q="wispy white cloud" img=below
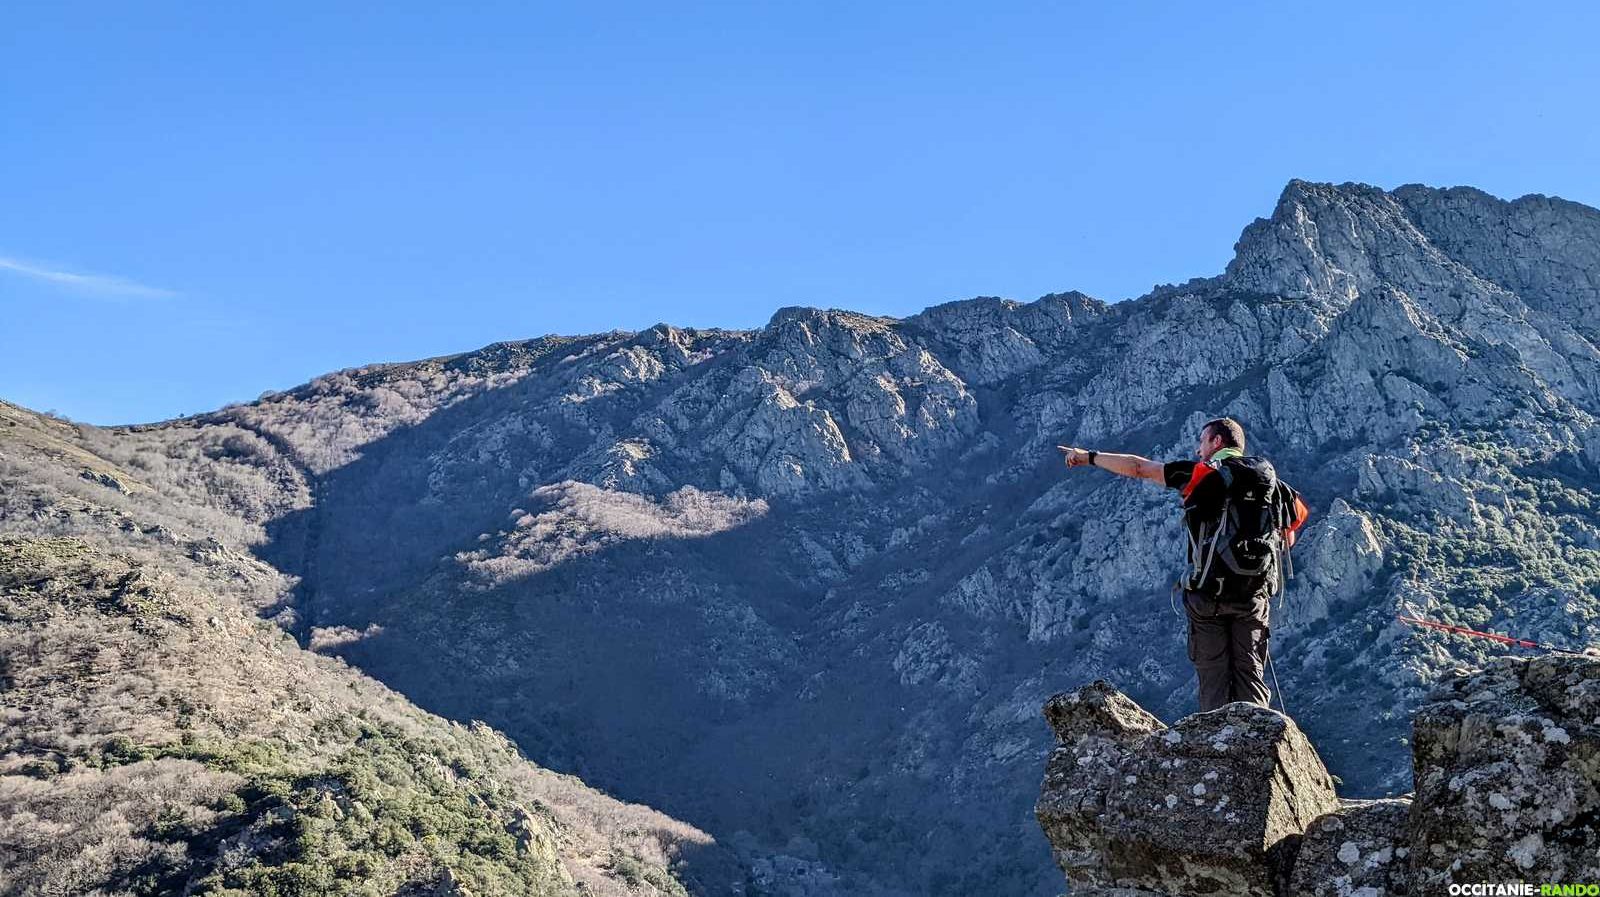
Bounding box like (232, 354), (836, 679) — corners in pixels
(0, 255), (176, 299)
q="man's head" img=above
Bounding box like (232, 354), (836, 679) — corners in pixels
(1197, 417), (1246, 461)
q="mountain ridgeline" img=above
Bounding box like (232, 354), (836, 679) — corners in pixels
(6, 180), (1600, 896)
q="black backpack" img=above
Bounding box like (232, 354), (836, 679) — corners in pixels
(1182, 455), (1298, 598)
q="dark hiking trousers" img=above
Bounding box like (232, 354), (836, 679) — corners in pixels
(1183, 589), (1271, 712)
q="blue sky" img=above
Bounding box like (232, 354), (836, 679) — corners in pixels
(4, 2), (1598, 424)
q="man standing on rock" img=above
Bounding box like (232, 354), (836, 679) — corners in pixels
(1057, 418), (1309, 712)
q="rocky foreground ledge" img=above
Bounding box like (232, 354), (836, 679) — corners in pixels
(1035, 655), (1600, 896)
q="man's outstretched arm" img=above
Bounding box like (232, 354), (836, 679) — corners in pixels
(1057, 445), (1165, 484)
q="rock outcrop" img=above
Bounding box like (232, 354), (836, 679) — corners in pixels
(1036, 682), (1338, 897)
(1040, 654), (1600, 895)
(1411, 654), (1600, 887)
(1289, 798), (1412, 897)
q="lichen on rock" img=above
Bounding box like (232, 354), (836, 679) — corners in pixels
(1035, 681), (1337, 897)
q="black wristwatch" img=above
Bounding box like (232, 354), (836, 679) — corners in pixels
(1087, 450), (1097, 467)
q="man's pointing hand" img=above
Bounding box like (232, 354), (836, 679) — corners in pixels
(1057, 445), (1092, 468)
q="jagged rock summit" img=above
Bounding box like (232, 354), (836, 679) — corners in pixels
(1036, 652), (1600, 896)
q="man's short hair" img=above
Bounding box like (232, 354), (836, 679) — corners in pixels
(1203, 417), (1246, 451)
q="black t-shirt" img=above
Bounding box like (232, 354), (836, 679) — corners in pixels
(1163, 459), (1225, 516)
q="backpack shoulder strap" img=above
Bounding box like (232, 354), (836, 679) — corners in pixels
(1212, 458), (1234, 489)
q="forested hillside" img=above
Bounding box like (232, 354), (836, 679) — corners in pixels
(0, 400), (741, 896)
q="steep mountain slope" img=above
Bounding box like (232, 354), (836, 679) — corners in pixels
(0, 400), (741, 896)
(9, 180), (1600, 897)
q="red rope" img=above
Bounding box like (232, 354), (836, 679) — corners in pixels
(1397, 615), (1585, 655)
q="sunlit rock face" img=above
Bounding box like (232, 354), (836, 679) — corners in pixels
(40, 181), (1600, 897)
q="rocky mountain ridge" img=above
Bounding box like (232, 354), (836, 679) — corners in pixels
(7, 179), (1600, 896)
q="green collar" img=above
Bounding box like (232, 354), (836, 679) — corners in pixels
(1209, 447), (1244, 464)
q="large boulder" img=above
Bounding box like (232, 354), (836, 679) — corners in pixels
(1035, 681), (1167, 887)
(1035, 681), (1339, 897)
(1410, 654), (1600, 887)
(1289, 798), (1412, 897)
